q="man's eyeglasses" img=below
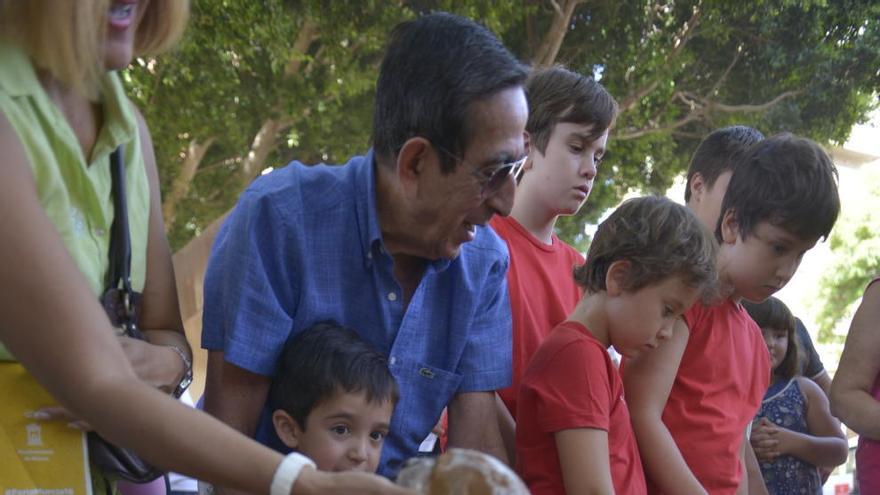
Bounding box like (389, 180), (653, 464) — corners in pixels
(433, 143), (527, 196)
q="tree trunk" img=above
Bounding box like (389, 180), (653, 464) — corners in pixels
(171, 210), (229, 399)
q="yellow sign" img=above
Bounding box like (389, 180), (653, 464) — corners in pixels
(0, 363), (91, 495)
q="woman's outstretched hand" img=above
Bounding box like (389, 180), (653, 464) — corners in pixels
(295, 468), (418, 495)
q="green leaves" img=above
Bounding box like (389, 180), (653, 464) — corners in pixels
(124, 0), (879, 253)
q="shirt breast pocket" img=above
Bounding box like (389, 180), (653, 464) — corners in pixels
(392, 358), (463, 447)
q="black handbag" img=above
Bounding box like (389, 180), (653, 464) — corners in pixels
(88, 145), (165, 482)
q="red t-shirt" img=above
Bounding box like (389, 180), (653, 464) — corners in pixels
(645, 299), (770, 494)
(490, 216), (584, 418)
(516, 321), (646, 495)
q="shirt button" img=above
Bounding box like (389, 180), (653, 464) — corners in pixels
(389, 356), (397, 365)
(387, 292), (397, 302)
(94, 228), (106, 236)
(366, 251), (372, 260)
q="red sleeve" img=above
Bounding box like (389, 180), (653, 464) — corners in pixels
(532, 340), (614, 433)
(683, 300), (707, 334)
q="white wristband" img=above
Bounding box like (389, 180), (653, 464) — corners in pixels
(270, 452), (316, 495)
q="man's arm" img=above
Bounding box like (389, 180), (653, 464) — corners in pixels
(623, 319), (707, 495)
(447, 391), (509, 465)
(203, 351), (272, 495)
(495, 393), (516, 465)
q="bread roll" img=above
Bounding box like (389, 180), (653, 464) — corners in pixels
(397, 448), (529, 494)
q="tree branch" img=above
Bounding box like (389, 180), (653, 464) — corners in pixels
(618, 4), (701, 114)
(617, 112), (700, 140)
(619, 80), (660, 114)
(617, 89), (802, 141)
(707, 44), (743, 98)
(532, 0), (585, 66)
(283, 19), (318, 78)
(238, 115), (294, 187)
(162, 137), (215, 226)
(709, 90), (802, 113)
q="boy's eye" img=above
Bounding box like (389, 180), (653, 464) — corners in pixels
(569, 144), (584, 153)
(771, 243), (788, 255)
(330, 425), (350, 436)
(663, 306), (675, 317)
(370, 431), (387, 442)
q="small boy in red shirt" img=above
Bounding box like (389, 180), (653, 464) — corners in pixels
(516, 196), (718, 495)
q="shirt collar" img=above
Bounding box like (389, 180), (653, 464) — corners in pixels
(92, 72), (138, 161)
(354, 149), (384, 268)
(0, 41), (137, 163)
(0, 41), (42, 97)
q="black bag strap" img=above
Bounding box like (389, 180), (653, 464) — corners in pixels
(106, 145), (135, 323)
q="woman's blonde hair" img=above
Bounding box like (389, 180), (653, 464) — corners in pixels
(0, 0), (189, 98)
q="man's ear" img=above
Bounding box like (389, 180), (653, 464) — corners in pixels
(605, 260), (632, 297)
(719, 208), (740, 245)
(395, 137), (433, 197)
(272, 409), (304, 450)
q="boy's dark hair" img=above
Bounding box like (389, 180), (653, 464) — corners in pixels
(525, 65), (619, 154)
(684, 126), (765, 202)
(268, 321), (399, 430)
(372, 12), (528, 173)
(742, 296), (799, 379)
(574, 196), (717, 298)
(718, 133), (840, 242)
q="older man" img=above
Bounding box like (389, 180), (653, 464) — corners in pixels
(201, 12), (528, 480)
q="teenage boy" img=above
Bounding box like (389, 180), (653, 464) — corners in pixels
(516, 196), (717, 495)
(268, 322), (399, 473)
(684, 125), (765, 230)
(491, 66), (618, 457)
(623, 133), (840, 494)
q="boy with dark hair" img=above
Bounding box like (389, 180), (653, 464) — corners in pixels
(686, 126), (831, 395)
(624, 133), (840, 494)
(684, 125), (765, 230)
(269, 322), (399, 473)
(491, 65), (618, 458)
(516, 196), (718, 494)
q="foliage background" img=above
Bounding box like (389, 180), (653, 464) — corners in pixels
(124, 0), (880, 332)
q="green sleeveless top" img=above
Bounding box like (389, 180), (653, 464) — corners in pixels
(0, 41), (150, 361)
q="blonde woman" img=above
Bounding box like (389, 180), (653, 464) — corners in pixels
(0, 1), (409, 494)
